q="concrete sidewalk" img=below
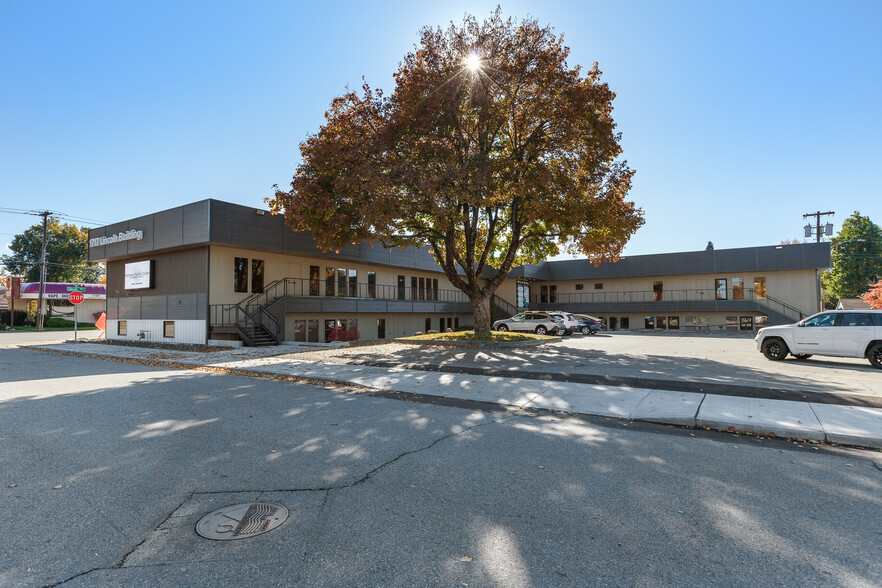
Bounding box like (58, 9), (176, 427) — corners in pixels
(31, 342), (882, 449)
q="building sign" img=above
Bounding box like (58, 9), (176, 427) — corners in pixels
(125, 260), (154, 290)
(90, 229), (144, 248)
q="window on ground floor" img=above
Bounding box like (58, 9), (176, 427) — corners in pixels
(657, 316), (667, 329)
(620, 317), (629, 330)
(454, 317), (460, 330)
(425, 318), (431, 332)
(163, 321), (175, 338)
(293, 320), (320, 342)
(740, 316), (754, 330)
(668, 316), (679, 329)
(755, 315), (768, 328)
(726, 316), (738, 331)
(118, 320), (127, 336)
(645, 316), (654, 329)
(377, 318), (386, 339)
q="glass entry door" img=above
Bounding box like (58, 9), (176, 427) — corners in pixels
(516, 281), (530, 309)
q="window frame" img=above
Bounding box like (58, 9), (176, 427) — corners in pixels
(234, 257), (248, 293)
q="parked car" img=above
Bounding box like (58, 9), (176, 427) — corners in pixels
(545, 311), (579, 335)
(755, 310), (882, 369)
(573, 314), (604, 335)
(492, 312), (563, 335)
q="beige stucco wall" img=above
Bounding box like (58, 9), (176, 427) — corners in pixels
(208, 245), (465, 306)
(499, 268), (820, 316)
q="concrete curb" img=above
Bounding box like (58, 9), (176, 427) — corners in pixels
(28, 343), (882, 450)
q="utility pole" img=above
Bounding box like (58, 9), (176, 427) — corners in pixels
(803, 210), (834, 243)
(35, 211), (52, 332)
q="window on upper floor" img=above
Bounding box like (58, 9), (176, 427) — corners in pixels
(325, 267), (335, 296)
(715, 278), (727, 300)
(234, 257), (248, 293)
(732, 278), (744, 300)
(309, 266), (320, 296)
(754, 277), (766, 299)
(251, 259), (264, 294)
(653, 281), (663, 302)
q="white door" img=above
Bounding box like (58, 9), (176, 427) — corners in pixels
(792, 312), (836, 354)
(833, 313), (875, 356)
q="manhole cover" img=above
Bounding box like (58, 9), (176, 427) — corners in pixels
(196, 502), (289, 540)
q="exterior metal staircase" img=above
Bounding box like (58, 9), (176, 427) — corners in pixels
(232, 279), (287, 346)
(491, 295), (518, 322)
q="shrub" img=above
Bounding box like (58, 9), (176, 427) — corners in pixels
(0, 309), (28, 326)
(326, 325), (360, 342)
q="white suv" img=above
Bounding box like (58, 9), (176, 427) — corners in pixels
(755, 310), (882, 369)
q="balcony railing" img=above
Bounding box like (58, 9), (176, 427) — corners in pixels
(530, 287), (804, 320)
(210, 276), (472, 326)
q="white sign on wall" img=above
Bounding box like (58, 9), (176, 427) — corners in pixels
(125, 260), (153, 290)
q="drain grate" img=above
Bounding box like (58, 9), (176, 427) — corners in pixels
(196, 502), (289, 540)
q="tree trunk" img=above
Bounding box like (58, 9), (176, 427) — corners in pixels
(470, 294), (492, 334)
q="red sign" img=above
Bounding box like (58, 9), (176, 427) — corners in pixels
(68, 291), (85, 304)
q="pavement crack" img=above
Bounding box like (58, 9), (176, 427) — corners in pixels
(349, 417), (501, 488)
(44, 566), (108, 587)
(117, 492), (195, 568)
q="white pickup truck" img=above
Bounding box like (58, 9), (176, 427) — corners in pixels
(755, 309), (882, 369)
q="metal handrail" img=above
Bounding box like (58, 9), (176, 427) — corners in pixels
(530, 287), (805, 320)
(236, 276), (472, 304)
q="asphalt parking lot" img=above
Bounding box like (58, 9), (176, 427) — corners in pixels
(293, 331), (882, 407)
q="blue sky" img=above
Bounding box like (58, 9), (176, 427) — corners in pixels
(2, 0), (880, 260)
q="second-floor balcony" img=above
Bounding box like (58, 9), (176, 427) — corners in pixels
(529, 287), (806, 323)
(210, 276), (473, 327)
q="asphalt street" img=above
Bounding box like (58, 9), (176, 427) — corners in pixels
(309, 332), (882, 406)
(2, 347), (881, 587)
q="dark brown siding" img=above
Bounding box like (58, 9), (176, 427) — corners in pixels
(106, 247), (208, 320)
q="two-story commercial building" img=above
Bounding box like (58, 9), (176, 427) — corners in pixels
(88, 199), (831, 345)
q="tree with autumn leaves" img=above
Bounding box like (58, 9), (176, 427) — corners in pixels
(861, 281), (882, 309)
(269, 10), (644, 332)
